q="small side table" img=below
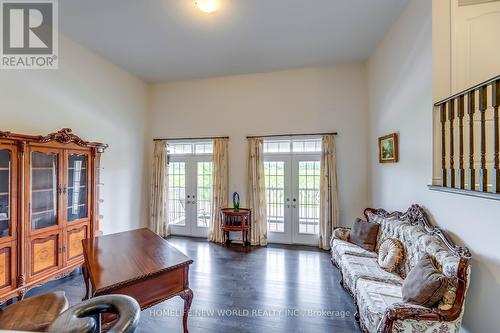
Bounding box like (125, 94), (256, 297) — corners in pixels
(220, 208), (252, 246)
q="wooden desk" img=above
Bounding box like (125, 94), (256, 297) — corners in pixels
(81, 228), (193, 333)
(220, 208), (252, 246)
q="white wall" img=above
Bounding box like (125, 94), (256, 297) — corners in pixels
(0, 35), (150, 235)
(150, 65), (369, 228)
(367, 0), (500, 332)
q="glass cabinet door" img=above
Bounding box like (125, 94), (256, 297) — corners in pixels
(30, 151), (59, 231)
(0, 150), (11, 237)
(66, 153), (88, 222)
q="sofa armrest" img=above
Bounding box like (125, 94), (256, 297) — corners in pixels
(377, 302), (447, 333)
(332, 227), (350, 242)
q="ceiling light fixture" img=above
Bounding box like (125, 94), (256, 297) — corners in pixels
(195, 0), (218, 13)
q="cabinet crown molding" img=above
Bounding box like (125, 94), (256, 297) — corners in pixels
(0, 128), (108, 153)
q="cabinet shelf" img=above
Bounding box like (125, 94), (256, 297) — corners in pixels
(67, 185), (86, 190)
(31, 208), (56, 215)
(32, 188), (55, 193)
(0, 192), (8, 196)
(0, 168), (9, 171)
(67, 204), (86, 209)
(68, 167), (87, 171)
(31, 167), (56, 170)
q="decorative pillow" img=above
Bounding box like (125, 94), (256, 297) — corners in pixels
(438, 281), (457, 311)
(349, 218), (379, 251)
(378, 238), (404, 272)
(332, 228), (350, 242)
(402, 254), (449, 307)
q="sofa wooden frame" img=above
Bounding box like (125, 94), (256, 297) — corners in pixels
(332, 204), (471, 333)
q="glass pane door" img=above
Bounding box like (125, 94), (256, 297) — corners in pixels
(196, 161), (212, 228)
(0, 150), (11, 237)
(168, 157), (211, 237)
(264, 154), (320, 245)
(297, 161), (320, 234)
(66, 154), (88, 222)
(31, 151), (59, 231)
(168, 161), (187, 228)
(264, 158), (292, 244)
(292, 157), (321, 245)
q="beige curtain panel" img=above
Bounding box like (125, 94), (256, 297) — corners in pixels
(319, 135), (339, 250)
(150, 140), (169, 237)
(208, 138), (229, 243)
(247, 138), (268, 246)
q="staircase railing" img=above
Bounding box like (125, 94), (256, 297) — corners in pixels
(431, 75), (500, 199)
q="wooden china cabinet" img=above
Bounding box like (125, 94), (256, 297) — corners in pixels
(0, 128), (107, 302)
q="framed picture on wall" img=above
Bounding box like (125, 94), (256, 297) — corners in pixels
(378, 133), (398, 163)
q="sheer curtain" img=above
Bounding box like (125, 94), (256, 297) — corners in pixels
(151, 140), (169, 237)
(319, 135), (339, 250)
(208, 138), (229, 243)
(248, 138), (268, 246)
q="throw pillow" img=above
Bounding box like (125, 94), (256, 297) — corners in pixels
(402, 254), (449, 307)
(378, 238), (404, 272)
(332, 228), (350, 242)
(349, 218), (379, 251)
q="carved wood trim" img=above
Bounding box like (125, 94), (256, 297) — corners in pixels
(364, 205), (471, 258)
(0, 128), (108, 153)
(362, 205), (471, 333)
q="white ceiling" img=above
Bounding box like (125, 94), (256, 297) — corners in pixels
(60, 0), (409, 83)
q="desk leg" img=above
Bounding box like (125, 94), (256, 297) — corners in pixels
(179, 288), (193, 333)
(82, 263), (90, 301)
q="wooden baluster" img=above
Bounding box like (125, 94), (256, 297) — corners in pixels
(478, 86), (488, 192)
(440, 104), (447, 186)
(458, 95), (465, 189)
(493, 80), (500, 193)
(448, 100), (456, 188)
(467, 91), (476, 191)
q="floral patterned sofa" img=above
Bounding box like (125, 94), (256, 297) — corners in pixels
(331, 205), (471, 333)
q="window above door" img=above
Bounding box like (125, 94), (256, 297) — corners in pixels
(168, 141), (213, 156)
(263, 137), (321, 154)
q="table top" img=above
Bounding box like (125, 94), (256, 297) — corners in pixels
(82, 228), (193, 294)
(220, 208), (251, 215)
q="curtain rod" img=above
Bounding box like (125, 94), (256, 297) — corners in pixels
(153, 136), (229, 142)
(246, 132), (338, 139)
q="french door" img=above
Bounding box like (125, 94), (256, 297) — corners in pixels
(265, 154), (321, 245)
(167, 155), (212, 237)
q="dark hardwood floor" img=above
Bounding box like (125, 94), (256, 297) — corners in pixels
(27, 237), (361, 333)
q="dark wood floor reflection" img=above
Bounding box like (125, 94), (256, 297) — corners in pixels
(28, 237), (361, 333)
